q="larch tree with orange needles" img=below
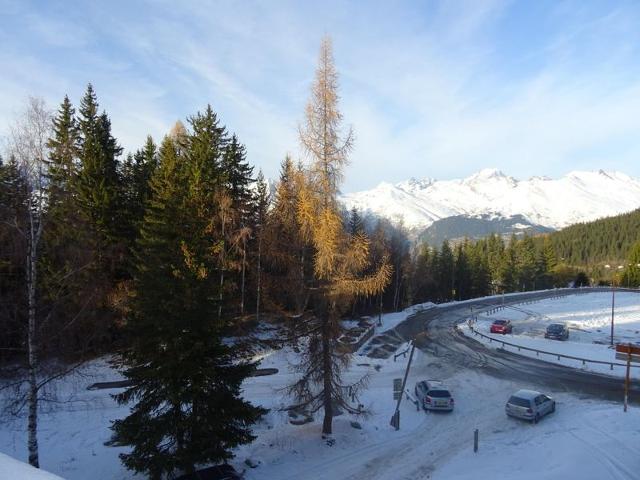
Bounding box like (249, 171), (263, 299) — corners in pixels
(291, 37), (392, 436)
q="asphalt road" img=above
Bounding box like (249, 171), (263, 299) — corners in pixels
(368, 288), (640, 403)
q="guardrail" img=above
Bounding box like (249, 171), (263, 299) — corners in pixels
(394, 344), (411, 362)
(479, 288), (596, 316)
(466, 325), (640, 371)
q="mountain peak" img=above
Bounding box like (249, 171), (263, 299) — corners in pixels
(473, 168), (507, 179)
(397, 177), (434, 191)
(340, 169), (640, 231)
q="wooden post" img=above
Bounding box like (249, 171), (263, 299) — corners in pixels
(474, 429), (479, 453)
(624, 345), (631, 413)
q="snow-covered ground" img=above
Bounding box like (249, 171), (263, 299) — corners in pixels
(0, 452), (64, 479)
(373, 302), (436, 333)
(462, 292), (640, 379)
(2, 299), (639, 479)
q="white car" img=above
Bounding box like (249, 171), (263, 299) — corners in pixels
(414, 380), (454, 412)
(505, 389), (555, 423)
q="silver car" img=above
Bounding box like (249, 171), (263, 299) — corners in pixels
(414, 380), (454, 412)
(505, 389), (555, 423)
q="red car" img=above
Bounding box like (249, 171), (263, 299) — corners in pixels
(490, 319), (513, 334)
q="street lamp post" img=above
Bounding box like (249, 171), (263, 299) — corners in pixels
(610, 265), (624, 346)
(611, 285), (615, 347)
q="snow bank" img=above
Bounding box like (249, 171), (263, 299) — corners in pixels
(376, 301), (436, 333)
(0, 453), (64, 479)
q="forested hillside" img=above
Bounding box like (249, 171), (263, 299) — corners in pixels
(537, 208), (640, 266)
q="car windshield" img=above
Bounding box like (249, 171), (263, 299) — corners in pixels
(547, 324), (564, 332)
(508, 396), (531, 407)
(428, 390), (451, 398)
(493, 320), (507, 325)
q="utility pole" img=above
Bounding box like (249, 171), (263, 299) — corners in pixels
(390, 342), (415, 430)
(610, 286), (615, 347)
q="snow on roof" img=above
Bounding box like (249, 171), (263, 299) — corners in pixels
(512, 389), (542, 399)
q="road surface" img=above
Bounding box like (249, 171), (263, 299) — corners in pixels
(367, 288), (640, 402)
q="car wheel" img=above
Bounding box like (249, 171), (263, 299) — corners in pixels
(533, 413), (540, 424)
(551, 402), (556, 413)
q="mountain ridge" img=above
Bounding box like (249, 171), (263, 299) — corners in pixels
(341, 169), (640, 231)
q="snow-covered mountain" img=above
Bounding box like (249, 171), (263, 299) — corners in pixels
(340, 169), (640, 232)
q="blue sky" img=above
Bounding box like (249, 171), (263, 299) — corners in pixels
(2, 0), (640, 192)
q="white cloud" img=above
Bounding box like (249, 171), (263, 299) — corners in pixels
(1, 0), (640, 191)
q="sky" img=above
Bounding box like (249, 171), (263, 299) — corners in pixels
(1, 0), (640, 192)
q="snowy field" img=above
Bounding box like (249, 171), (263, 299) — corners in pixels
(462, 291), (640, 379)
(2, 298), (640, 479)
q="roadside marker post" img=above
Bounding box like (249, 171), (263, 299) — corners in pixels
(615, 343), (640, 412)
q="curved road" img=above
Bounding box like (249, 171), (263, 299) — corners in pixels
(368, 288), (640, 403)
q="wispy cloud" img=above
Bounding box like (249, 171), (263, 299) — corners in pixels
(1, 0), (639, 191)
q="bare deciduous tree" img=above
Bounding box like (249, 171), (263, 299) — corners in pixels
(6, 97), (52, 468)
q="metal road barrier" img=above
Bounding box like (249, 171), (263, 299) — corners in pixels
(467, 325), (640, 371)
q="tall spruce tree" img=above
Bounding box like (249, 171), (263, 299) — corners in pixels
(253, 170), (270, 321)
(221, 134), (254, 316)
(111, 123), (264, 478)
(76, 84), (123, 261)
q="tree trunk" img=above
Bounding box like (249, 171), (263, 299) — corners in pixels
(321, 314), (333, 435)
(256, 231), (262, 322)
(393, 266), (400, 311)
(27, 211), (39, 468)
(297, 250), (305, 315)
(240, 237), (246, 316)
(218, 216), (225, 321)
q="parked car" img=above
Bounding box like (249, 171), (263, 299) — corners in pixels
(545, 323), (569, 340)
(490, 319), (513, 334)
(414, 380), (454, 412)
(505, 389), (555, 424)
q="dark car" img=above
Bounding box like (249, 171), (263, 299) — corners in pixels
(175, 465), (241, 480)
(490, 319), (513, 334)
(545, 323), (569, 341)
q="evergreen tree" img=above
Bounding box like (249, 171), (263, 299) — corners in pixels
(0, 155), (28, 358)
(46, 95), (79, 211)
(252, 170), (270, 320)
(622, 241), (640, 287)
(516, 235), (537, 290)
(75, 84), (124, 264)
(542, 236), (557, 271)
(264, 156), (309, 314)
(222, 134), (254, 219)
(498, 237), (518, 292)
(454, 242), (471, 300)
(348, 207), (364, 237)
(121, 135), (158, 258)
(221, 134), (254, 316)
(111, 129), (264, 479)
(437, 241), (454, 301)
